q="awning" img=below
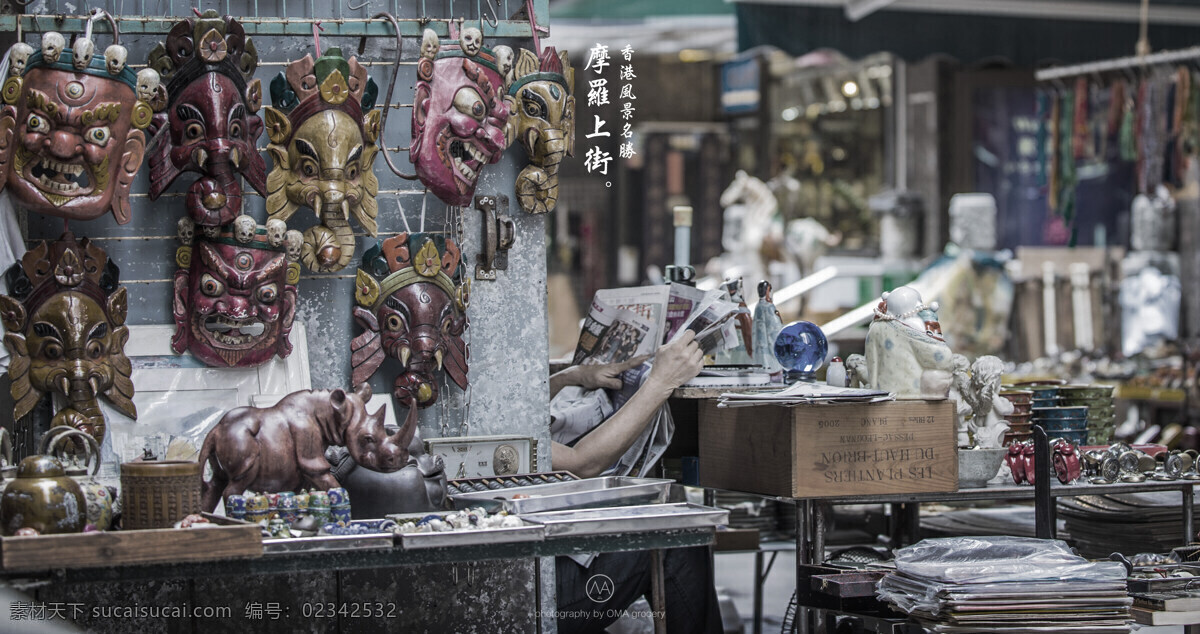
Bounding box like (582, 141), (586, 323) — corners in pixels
(733, 0), (1200, 66)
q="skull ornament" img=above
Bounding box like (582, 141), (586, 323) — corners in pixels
(460, 28), (483, 57)
(0, 32), (157, 223)
(284, 230), (303, 261)
(41, 32), (65, 64)
(233, 214), (257, 243)
(145, 12), (267, 228)
(8, 43), (33, 77)
(72, 39), (95, 72)
(178, 216), (196, 245)
(172, 219), (299, 368)
(504, 48), (575, 214)
(265, 47), (381, 273)
(411, 29), (511, 206)
(103, 44), (127, 75)
(265, 219), (286, 247)
(494, 45), (514, 84)
(0, 234), (136, 446)
(135, 69), (160, 103)
(352, 233), (469, 412)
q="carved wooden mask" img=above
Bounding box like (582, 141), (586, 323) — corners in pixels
(504, 47), (575, 214)
(264, 47), (381, 273)
(351, 233), (469, 410)
(146, 12), (266, 228)
(411, 28), (512, 207)
(172, 215), (299, 368)
(0, 33), (158, 223)
(0, 233), (134, 445)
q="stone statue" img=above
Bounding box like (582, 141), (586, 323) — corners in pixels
(966, 355), (1012, 449)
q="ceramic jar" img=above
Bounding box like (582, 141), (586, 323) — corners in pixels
(1, 455), (87, 535)
(40, 427), (115, 530)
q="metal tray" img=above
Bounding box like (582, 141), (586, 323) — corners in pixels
(263, 533), (394, 554)
(449, 476), (672, 514)
(387, 513), (546, 550)
(519, 503), (729, 538)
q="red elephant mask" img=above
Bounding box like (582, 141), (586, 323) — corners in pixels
(145, 11), (266, 228)
(0, 32), (158, 223)
(264, 47), (381, 273)
(411, 28), (512, 206)
(351, 233), (469, 415)
(0, 233), (135, 446)
(172, 215), (300, 368)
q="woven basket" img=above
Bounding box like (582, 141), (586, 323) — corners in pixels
(120, 460), (201, 530)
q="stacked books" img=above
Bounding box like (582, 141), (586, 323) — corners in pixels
(1130, 590), (1200, 626)
(877, 536), (1132, 632)
(1057, 491), (1200, 558)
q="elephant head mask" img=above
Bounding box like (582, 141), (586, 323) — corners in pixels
(504, 47), (575, 214)
(351, 233), (469, 416)
(145, 11), (266, 228)
(264, 47), (381, 273)
(0, 233), (135, 445)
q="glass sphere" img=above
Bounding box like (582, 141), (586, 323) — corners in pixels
(774, 321), (828, 379)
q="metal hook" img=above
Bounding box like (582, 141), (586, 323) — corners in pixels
(372, 12), (420, 181)
(481, 0), (498, 28)
(86, 8), (120, 46)
(348, 0), (370, 10)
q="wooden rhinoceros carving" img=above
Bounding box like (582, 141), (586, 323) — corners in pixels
(199, 383), (413, 511)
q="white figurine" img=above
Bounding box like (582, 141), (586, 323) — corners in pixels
(857, 286), (955, 399)
(948, 354), (972, 447)
(752, 280), (784, 375)
(825, 357), (847, 388)
(966, 356), (1012, 449)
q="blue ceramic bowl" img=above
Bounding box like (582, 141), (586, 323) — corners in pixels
(1031, 406), (1088, 419)
(1051, 429), (1088, 445)
(1031, 398), (1058, 409)
(1029, 386), (1060, 399)
(1037, 417), (1088, 432)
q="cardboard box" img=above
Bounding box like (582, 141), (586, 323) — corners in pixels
(699, 400), (957, 499)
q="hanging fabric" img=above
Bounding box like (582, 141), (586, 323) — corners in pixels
(1049, 91), (1061, 212)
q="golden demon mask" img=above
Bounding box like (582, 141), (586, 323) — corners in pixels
(0, 32), (159, 223)
(146, 12), (266, 228)
(264, 47), (381, 273)
(0, 233), (135, 446)
(411, 28), (512, 206)
(172, 215), (300, 368)
(351, 233), (469, 412)
(504, 47), (575, 214)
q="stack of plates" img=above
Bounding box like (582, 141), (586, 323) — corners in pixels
(1032, 406), (1089, 445)
(1000, 389), (1033, 445)
(877, 536), (1132, 633)
(1058, 492), (1200, 558)
(1058, 384), (1116, 445)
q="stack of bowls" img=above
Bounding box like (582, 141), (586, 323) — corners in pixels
(1027, 384), (1062, 410)
(1057, 384), (1116, 445)
(1031, 406), (1089, 445)
(1000, 389), (1033, 445)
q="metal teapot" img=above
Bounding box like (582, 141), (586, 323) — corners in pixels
(40, 427), (115, 530)
(0, 453), (86, 536)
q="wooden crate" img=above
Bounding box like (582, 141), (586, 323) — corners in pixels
(699, 400), (957, 498)
(0, 513), (261, 572)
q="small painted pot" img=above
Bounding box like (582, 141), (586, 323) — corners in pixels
(307, 505), (332, 524)
(277, 492), (299, 524)
(332, 505), (352, 524)
(266, 492), (280, 512)
(245, 492), (271, 523)
(1032, 406), (1088, 419)
(327, 487), (349, 507)
(295, 490), (310, 513)
(226, 494), (247, 520)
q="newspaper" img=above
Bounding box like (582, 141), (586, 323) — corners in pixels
(595, 285), (671, 344)
(667, 289), (740, 355)
(571, 297), (658, 366)
(664, 283), (708, 342)
(718, 382), (894, 407)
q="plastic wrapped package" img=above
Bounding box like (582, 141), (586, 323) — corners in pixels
(891, 536), (1128, 584)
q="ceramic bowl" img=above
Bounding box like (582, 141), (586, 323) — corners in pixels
(1009, 403), (1033, 416)
(1006, 412), (1032, 425)
(1057, 384), (1115, 399)
(1058, 397), (1111, 409)
(1004, 432), (1032, 445)
(1029, 386), (1061, 400)
(1052, 429), (1088, 445)
(1038, 417), (1088, 432)
(1032, 400), (1058, 411)
(1032, 406), (1088, 419)
(958, 448), (1008, 488)
(1014, 379), (1067, 387)
(1000, 390), (1034, 405)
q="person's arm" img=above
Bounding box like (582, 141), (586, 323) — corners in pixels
(549, 355), (649, 399)
(551, 332), (703, 478)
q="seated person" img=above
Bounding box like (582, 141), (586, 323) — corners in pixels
(550, 331), (721, 634)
